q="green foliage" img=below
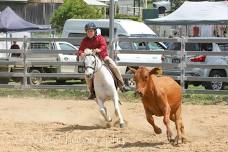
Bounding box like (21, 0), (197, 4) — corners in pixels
(115, 14), (142, 22)
(51, 0), (103, 32)
(171, 0), (185, 11)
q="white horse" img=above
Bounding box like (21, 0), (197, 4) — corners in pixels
(83, 49), (125, 128)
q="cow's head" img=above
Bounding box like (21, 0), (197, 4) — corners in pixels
(129, 67), (161, 97)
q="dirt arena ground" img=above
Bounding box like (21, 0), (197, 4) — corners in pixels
(0, 97), (227, 152)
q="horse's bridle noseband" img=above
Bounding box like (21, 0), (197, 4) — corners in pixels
(84, 54), (100, 76)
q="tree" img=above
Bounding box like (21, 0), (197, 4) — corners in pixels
(51, 0), (103, 32)
(171, 0), (185, 11)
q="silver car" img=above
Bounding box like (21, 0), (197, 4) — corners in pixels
(165, 42), (228, 90)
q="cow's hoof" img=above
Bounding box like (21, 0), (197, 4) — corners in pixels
(167, 131), (174, 143)
(169, 138), (176, 144)
(120, 123), (125, 128)
(172, 136), (182, 145)
(154, 127), (162, 134)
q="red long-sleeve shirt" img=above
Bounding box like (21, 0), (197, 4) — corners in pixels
(78, 35), (108, 60)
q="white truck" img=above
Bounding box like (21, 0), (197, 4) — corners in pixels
(61, 19), (166, 74)
(62, 19), (166, 88)
(10, 41), (82, 85)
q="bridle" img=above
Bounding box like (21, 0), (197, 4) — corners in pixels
(84, 53), (102, 76)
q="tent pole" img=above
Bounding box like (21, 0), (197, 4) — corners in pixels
(186, 25), (188, 37)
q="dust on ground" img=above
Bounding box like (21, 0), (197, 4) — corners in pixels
(0, 97), (227, 152)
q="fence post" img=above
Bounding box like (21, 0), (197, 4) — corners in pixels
(22, 36), (28, 89)
(180, 37), (187, 92)
(109, 0), (115, 59)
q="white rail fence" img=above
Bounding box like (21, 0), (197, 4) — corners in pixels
(0, 37), (227, 95)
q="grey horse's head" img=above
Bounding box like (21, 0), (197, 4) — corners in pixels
(84, 49), (98, 79)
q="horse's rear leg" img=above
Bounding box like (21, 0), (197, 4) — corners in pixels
(113, 96), (125, 128)
(96, 98), (112, 122)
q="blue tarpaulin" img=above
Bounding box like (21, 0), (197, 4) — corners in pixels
(0, 7), (51, 32)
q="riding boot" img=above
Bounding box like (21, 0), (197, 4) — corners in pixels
(104, 57), (130, 92)
(85, 77), (96, 99)
(88, 89), (96, 99)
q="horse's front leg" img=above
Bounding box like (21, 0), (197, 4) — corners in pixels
(113, 93), (125, 128)
(96, 98), (112, 122)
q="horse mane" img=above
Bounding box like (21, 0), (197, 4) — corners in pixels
(84, 48), (93, 55)
(84, 49), (101, 62)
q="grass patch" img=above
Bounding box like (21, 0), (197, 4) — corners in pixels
(0, 88), (88, 100)
(0, 88), (140, 102)
(183, 85), (228, 105)
(0, 88), (227, 105)
(183, 94), (228, 105)
(119, 91), (140, 103)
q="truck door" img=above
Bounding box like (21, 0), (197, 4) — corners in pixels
(218, 43), (228, 64)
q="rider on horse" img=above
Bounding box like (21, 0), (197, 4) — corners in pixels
(77, 22), (130, 99)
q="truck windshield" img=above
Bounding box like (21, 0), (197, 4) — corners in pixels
(154, 0), (169, 2)
(59, 43), (75, 50)
(130, 34), (156, 37)
(29, 42), (51, 51)
(134, 42), (164, 51)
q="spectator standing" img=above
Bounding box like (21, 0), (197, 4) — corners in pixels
(10, 41), (21, 57)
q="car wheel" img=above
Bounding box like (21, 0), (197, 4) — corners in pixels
(176, 80), (188, 89)
(0, 78), (9, 84)
(184, 81), (189, 89)
(205, 70), (226, 90)
(28, 69), (42, 85)
(56, 79), (66, 84)
(0, 66), (10, 84)
(158, 7), (166, 14)
(124, 69), (135, 90)
(80, 79), (86, 84)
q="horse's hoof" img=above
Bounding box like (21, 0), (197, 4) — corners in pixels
(120, 123), (125, 128)
(107, 117), (112, 122)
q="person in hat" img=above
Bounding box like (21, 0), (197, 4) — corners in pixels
(77, 22), (130, 99)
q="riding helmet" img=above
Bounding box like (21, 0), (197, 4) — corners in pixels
(84, 22), (97, 31)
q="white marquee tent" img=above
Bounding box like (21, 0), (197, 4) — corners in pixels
(145, 1), (228, 25)
(84, 0), (107, 6)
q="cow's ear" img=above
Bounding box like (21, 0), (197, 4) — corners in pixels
(129, 67), (136, 74)
(149, 67), (162, 75)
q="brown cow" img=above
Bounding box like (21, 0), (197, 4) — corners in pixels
(130, 66), (186, 145)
